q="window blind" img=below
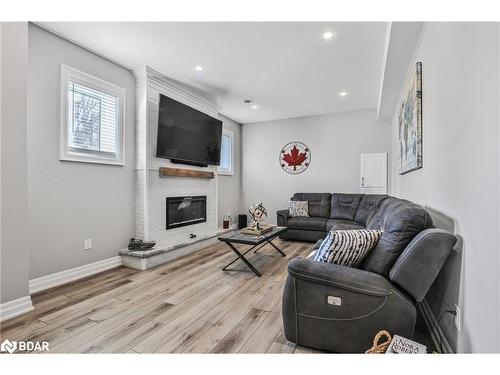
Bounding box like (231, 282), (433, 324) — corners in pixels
(68, 81), (119, 157)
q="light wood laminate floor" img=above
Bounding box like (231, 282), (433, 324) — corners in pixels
(0, 239), (323, 353)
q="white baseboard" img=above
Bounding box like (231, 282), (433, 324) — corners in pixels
(0, 296), (34, 322)
(29, 256), (122, 294)
(418, 299), (453, 353)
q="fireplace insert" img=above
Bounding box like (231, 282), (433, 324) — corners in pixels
(166, 196), (207, 229)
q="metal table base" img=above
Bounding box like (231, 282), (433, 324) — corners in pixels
(221, 238), (286, 277)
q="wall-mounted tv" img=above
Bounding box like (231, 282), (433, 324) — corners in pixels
(156, 94), (222, 167)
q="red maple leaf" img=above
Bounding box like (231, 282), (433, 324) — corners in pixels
(283, 145), (307, 169)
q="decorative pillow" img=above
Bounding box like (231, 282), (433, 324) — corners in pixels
(288, 200), (309, 217)
(313, 229), (383, 267)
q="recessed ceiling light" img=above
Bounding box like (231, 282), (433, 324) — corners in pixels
(322, 31), (334, 40)
(195, 65), (203, 72)
(339, 91), (348, 97)
(252, 105), (258, 110)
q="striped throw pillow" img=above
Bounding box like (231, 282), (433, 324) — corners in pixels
(313, 229), (383, 267)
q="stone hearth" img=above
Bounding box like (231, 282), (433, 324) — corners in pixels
(120, 228), (232, 270)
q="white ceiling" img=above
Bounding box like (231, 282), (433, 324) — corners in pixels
(37, 22), (388, 124)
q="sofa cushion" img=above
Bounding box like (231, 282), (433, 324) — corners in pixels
(365, 196), (397, 229)
(330, 193), (363, 220)
(361, 198), (434, 276)
(293, 193), (331, 218)
(287, 217), (327, 231)
(282, 228), (325, 243)
(355, 194), (388, 226)
(325, 219), (364, 232)
(313, 229), (383, 267)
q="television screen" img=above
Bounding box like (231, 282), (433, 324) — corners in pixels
(156, 94), (222, 166)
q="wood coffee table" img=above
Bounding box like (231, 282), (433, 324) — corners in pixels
(218, 226), (287, 277)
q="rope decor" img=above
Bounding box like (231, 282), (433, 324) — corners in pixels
(365, 330), (392, 354)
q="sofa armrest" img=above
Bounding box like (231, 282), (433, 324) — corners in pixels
(287, 257), (392, 296)
(276, 209), (290, 226)
(389, 228), (457, 302)
(283, 257), (417, 352)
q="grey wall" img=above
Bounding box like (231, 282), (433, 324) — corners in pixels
(242, 109), (391, 223)
(28, 25), (136, 279)
(390, 23), (500, 353)
(1, 22), (30, 303)
(218, 115), (242, 226)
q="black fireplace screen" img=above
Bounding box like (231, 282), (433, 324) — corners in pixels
(166, 196), (207, 230)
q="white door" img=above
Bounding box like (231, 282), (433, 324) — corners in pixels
(360, 153), (387, 194)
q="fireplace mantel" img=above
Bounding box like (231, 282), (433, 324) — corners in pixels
(159, 167), (214, 179)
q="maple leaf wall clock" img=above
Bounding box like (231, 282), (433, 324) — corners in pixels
(279, 141), (311, 175)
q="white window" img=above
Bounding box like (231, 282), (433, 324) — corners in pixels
(60, 65), (125, 165)
(218, 128), (234, 175)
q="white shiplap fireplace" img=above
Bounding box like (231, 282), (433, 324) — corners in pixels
(123, 67), (224, 270)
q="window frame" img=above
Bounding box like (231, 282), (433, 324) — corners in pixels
(60, 65), (126, 166)
(218, 128), (234, 176)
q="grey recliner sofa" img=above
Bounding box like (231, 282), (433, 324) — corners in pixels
(277, 193), (457, 353)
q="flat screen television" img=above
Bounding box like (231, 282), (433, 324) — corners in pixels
(156, 94), (222, 167)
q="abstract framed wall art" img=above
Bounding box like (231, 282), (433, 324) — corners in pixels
(398, 62), (423, 175)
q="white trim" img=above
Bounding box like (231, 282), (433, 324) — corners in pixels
(59, 65), (126, 166)
(418, 299), (453, 353)
(29, 256), (122, 294)
(0, 296), (34, 322)
(218, 128), (234, 176)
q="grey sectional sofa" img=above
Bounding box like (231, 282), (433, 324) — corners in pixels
(277, 193), (457, 353)
(277, 193), (386, 242)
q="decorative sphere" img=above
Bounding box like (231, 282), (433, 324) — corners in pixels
(249, 203), (268, 224)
